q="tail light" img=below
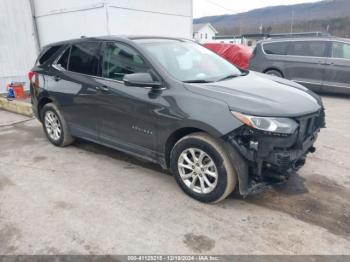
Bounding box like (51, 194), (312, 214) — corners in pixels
(28, 71), (35, 81)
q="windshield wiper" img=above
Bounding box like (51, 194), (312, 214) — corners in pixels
(183, 80), (213, 83)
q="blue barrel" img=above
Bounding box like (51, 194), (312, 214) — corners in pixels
(8, 87), (15, 98)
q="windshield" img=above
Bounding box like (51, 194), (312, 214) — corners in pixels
(138, 40), (243, 82)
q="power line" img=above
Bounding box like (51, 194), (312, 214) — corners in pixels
(204, 0), (236, 14)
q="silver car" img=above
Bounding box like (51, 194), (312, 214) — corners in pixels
(249, 37), (350, 95)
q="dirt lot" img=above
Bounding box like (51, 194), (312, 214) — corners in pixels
(0, 95), (349, 255)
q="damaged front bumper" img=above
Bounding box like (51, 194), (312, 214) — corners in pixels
(224, 109), (326, 196)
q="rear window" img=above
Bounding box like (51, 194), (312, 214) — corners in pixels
(332, 42), (350, 60)
(68, 42), (100, 76)
(263, 42), (289, 55)
(38, 45), (62, 65)
(288, 41), (327, 57)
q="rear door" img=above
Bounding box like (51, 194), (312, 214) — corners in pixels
(284, 40), (329, 92)
(48, 41), (103, 140)
(323, 41), (350, 94)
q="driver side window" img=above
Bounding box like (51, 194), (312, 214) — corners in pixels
(102, 42), (149, 81)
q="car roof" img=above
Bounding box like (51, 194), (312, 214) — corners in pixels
(44, 35), (189, 48)
(258, 36), (350, 45)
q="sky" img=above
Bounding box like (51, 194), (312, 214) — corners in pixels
(193, 0), (321, 18)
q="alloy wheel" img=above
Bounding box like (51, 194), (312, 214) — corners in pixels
(178, 148), (218, 194)
(44, 110), (62, 141)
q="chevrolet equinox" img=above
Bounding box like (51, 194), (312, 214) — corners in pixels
(30, 36), (326, 203)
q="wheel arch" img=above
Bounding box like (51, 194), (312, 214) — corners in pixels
(263, 67), (284, 78)
(164, 127), (207, 169)
(162, 116), (243, 169)
(37, 97), (54, 121)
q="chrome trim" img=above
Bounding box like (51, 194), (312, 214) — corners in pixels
(293, 80), (322, 86)
(295, 80), (349, 89)
(323, 82), (350, 89)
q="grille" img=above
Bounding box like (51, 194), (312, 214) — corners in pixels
(295, 110), (323, 145)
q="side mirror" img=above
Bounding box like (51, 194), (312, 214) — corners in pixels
(123, 73), (163, 89)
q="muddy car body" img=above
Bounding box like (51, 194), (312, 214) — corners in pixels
(30, 36), (325, 203)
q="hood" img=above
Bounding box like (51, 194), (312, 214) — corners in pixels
(184, 71), (322, 117)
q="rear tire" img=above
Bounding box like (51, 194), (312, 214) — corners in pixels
(265, 69), (283, 78)
(41, 103), (74, 147)
(170, 132), (237, 203)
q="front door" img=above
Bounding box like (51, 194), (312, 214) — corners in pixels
(96, 41), (162, 160)
(323, 41), (350, 94)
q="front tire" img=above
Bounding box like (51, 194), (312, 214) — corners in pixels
(170, 132), (237, 203)
(41, 103), (74, 147)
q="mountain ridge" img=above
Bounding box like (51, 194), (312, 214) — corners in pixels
(194, 0), (350, 37)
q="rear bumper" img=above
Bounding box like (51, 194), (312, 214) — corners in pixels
(224, 110), (325, 196)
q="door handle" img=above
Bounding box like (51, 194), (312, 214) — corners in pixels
(96, 85), (109, 92)
(54, 76), (61, 81)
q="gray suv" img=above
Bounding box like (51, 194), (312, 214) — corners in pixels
(30, 36), (325, 203)
(249, 37), (350, 95)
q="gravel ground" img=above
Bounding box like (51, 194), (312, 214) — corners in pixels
(0, 95), (349, 255)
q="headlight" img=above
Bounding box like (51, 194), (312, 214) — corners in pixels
(232, 111), (298, 134)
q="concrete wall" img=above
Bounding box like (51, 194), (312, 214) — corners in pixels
(0, 0), (38, 93)
(34, 0), (193, 46)
(107, 1), (192, 38)
(0, 0), (193, 93)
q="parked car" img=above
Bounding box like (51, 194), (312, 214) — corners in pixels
(30, 36), (325, 203)
(204, 43), (252, 69)
(249, 37), (350, 95)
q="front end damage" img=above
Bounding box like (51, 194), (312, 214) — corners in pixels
(224, 109), (326, 196)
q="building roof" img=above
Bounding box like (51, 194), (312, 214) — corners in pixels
(193, 23), (218, 34)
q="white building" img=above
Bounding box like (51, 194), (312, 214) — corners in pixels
(0, 0), (193, 93)
(193, 23), (218, 43)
